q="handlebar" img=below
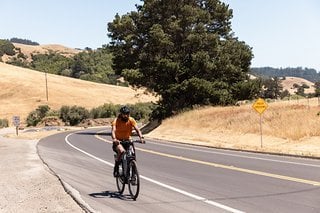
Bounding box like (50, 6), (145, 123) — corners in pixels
(118, 139), (146, 145)
(132, 140), (146, 144)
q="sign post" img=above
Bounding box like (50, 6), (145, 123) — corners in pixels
(12, 116), (20, 136)
(252, 98), (268, 148)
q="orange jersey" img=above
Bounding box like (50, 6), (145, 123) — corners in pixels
(111, 117), (137, 140)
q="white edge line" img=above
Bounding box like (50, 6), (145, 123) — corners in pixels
(65, 132), (245, 213)
(141, 175), (245, 213)
(65, 133), (113, 167)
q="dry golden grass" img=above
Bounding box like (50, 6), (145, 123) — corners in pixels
(148, 98), (320, 157)
(14, 43), (81, 57)
(0, 62), (158, 123)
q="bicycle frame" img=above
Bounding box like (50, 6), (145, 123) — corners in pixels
(116, 140), (140, 200)
(120, 141), (136, 178)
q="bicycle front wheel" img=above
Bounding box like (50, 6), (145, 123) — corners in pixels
(116, 161), (125, 194)
(128, 160), (140, 200)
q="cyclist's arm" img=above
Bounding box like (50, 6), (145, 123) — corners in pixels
(133, 124), (145, 143)
(111, 123), (118, 143)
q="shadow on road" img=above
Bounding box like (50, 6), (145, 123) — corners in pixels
(89, 191), (134, 201)
(75, 132), (111, 136)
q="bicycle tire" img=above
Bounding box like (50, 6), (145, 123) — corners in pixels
(128, 160), (140, 200)
(116, 161), (125, 194)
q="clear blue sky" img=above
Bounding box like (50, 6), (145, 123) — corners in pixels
(1, 0), (319, 71)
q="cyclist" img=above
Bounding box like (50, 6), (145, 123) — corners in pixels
(111, 105), (145, 177)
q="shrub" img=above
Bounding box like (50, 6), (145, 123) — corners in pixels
(46, 110), (60, 117)
(60, 105), (89, 126)
(17, 52), (27, 59)
(90, 102), (155, 122)
(90, 103), (119, 119)
(7, 57), (29, 68)
(0, 118), (9, 128)
(26, 110), (41, 126)
(302, 83), (310, 89)
(26, 105), (51, 126)
(89, 107), (100, 119)
(59, 106), (70, 123)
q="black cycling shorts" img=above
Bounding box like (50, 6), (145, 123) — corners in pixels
(112, 140), (130, 152)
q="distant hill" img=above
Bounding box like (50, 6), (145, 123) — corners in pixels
(281, 76), (315, 95)
(17, 42), (80, 58)
(1, 42), (120, 85)
(0, 62), (158, 122)
(251, 67), (320, 83)
(1, 42), (81, 64)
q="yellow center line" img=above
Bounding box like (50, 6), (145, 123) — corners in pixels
(95, 131), (320, 186)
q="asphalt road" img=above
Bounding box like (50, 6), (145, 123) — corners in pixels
(37, 128), (320, 213)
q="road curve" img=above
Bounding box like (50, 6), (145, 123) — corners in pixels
(38, 128), (320, 213)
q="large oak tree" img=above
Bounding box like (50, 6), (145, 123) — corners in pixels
(108, 0), (254, 118)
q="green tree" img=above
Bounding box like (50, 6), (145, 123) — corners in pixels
(71, 46), (117, 84)
(315, 81), (320, 97)
(108, 0), (253, 118)
(232, 78), (262, 100)
(0, 39), (15, 56)
(9, 37), (39, 46)
(31, 52), (73, 75)
(280, 89), (290, 99)
(295, 86), (305, 97)
(261, 77), (283, 99)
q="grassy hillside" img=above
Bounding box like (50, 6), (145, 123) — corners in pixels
(0, 62), (157, 122)
(148, 98), (320, 157)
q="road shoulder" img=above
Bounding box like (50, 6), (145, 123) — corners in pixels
(0, 127), (84, 212)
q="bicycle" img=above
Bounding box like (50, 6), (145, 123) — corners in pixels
(115, 140), (142, 200)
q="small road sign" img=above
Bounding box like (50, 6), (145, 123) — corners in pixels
(12, 115), (20, 136)
(252, 98), (268, 114)
(12, 116), (20, 127)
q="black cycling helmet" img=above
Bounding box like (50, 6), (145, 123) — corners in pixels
(120, 105), (130, 114)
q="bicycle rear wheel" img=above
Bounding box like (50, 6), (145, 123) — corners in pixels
(116, 161), (125, 194)
(128, 160), (140, 200)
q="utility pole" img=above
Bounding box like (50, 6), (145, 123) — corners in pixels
(45, 72), (48, 101)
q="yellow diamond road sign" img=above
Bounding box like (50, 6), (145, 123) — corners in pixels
(252, 98), (268, 114)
